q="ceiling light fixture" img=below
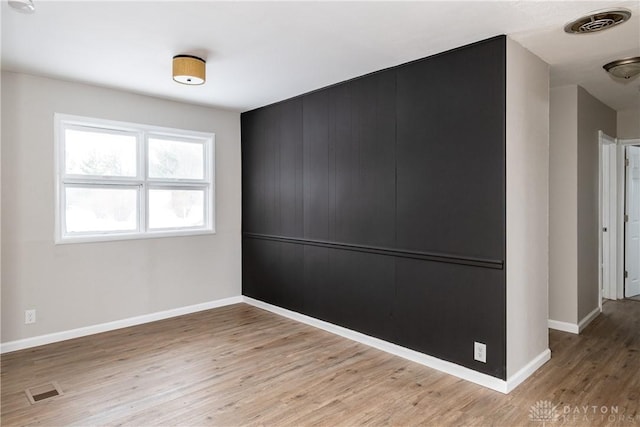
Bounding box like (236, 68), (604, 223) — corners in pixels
(603, 57), (640, 80)
(172, 55), (206, 85)
(8, 0), (35, 13)
(564, 8), (631, 34)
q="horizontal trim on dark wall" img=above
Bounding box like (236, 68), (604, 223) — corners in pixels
(243, 233), (504, 270)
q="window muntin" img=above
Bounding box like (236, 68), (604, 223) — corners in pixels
(55, 114), (215, 243)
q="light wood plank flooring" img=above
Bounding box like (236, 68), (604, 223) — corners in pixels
(1, 300), (638, 426)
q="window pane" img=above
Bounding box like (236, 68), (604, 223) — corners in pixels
(149, 189), (205, 229)
(148, 138), (204, 180)
(65, 128), (137, 177)
(65, 187), (138, 233)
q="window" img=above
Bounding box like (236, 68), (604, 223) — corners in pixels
(55, 114), (214, 243)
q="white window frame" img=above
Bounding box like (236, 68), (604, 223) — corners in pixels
(55, 113), (215, 244)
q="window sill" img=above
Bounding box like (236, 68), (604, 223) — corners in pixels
(55, 228), (216, 245)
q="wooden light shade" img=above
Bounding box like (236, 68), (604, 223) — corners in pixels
(172, 55), (206, 85)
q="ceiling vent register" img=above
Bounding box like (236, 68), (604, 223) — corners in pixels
(564, 9), (631, 34)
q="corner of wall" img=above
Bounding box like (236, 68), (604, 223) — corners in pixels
(505, 38), (550, 379)
(576, 87), (616, 321)
(548, 85), (578, 325)
(0, 71), (3, 324)
(617, 109), (640, 139)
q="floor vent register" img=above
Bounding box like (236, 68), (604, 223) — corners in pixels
(25, 381), (63, 404)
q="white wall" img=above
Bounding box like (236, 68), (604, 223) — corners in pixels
(617, 109), (640, 139)
(505, 38), (550, 378)
(0, 65), (3, 344)
(548, 84), (616, 328)
(548, 85), (578, 324)
(576, 86), (616, 321)
(1, 72), (242, 344)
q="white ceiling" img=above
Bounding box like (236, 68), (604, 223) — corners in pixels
(2, 1), (639, 112)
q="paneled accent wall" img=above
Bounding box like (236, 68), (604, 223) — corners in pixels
(242, 36), (506, 379)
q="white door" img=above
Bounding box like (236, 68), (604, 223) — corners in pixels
(600, 132), (617, 300)
(625, 145), (640, 298)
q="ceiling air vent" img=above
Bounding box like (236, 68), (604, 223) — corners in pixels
(564, 9), (631, 34)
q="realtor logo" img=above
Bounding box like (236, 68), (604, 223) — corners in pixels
(529, 400), (559, 424)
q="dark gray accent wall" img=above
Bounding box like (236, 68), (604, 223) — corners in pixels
(241, 36), (507, 379)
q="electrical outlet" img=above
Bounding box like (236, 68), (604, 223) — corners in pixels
(25, 309), (36, 325)
(474, 341), (486, 363)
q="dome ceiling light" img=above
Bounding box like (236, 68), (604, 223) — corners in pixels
(603, 57), (640, 80)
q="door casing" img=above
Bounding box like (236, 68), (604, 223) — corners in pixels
(599, 132), (617, 302)
(615, 138), (640, 299)
(625, 144), (640, 298)
(599, 135), (640, 301)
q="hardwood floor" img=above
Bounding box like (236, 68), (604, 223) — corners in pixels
(1, 300), (638, 426)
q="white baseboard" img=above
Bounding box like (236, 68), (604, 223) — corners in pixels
(505, 349), (551, 393)
(548, 319), (579, 334)
(548, 305), (601, 335)
(3, 294), (550, 394)
(244, 296), (549, 394)
(0, 296), (243, 354)
(578, 306), (601, 333)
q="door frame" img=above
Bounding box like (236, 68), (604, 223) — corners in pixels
(617, 138), (640, 299)
(599, 131), (617, 302)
